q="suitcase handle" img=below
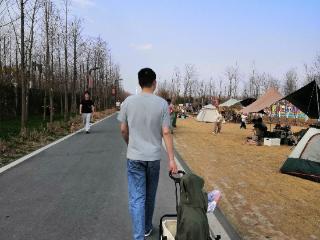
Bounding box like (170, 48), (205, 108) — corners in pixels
(169, 170), (185, 183)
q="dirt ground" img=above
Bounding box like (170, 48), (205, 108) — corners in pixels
(173, 117), (320, 240)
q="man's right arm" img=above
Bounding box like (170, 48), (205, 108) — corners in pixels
(117, 100), (128, 144)
(120, 122), (129, 145)
(162, 126), (178, 174)
(161, 101), (178, 173)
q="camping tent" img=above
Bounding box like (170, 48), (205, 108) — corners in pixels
(241, 88), (283, 114)
(280, 126), (320, 182)
(283, 80), (320, 119)
(240, 98), (256, 107)
(196, 104), (219, 122)
(219, 98), (241, 108)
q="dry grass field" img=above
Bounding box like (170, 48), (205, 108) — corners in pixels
(173, 117), (320, 240)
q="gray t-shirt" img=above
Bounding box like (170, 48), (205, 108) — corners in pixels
(117, 93), (170, 161)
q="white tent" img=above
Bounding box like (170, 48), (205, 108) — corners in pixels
(196, 104), (219, 122)
(280, 127), (320, 182)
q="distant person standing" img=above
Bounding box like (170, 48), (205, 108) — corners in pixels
(216, 112), (223, 133)
(240, 113), (247, 129)
(79, 91), (94, 134)
(213, 111), (223, 134)
(172, 105), (177, 128)
(167, 99), (174, 133)
(118, 68), (178, 240)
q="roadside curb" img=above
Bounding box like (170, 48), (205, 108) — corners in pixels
(0, 112), (116, 175)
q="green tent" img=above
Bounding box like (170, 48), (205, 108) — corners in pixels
(219, 98), (241, 107)
(280, 126), (320, 182)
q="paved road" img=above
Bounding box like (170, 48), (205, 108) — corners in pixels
(0, 114), (240, 240)
(0, 114), (177, 240)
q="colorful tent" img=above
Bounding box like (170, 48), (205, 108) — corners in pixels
(241, 88), (283, 114)
(283, 80), (320, 119)
(280, 126), (320, 182)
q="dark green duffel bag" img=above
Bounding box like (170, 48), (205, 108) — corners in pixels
(175, 173), (211, 240)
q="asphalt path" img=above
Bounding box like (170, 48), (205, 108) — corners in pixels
(0, 114), (177, 240)
(0, 114), (240, 240)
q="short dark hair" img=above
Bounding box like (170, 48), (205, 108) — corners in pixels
(84, 91), (90, 95)
(138, 68), (156, 88)
(167, 99), (171, 104)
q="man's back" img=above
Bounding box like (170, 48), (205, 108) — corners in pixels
(118, 93), (170, 161)
(118, 68), (177, 240)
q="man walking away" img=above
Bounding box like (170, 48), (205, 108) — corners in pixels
(79, 91), (94, 134)
(118, 68), (178, 240)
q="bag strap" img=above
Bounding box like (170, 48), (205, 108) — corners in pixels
(175, 182), (179, 212)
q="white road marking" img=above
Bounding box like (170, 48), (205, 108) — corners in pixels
(0, 113), (116, 174)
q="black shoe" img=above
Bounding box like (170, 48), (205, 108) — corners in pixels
(86, 131), (90, 134)
(144, 228), (153, 237)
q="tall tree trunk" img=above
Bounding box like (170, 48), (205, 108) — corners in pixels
(43, 90), (47, 121)
(71, 26), (77, 113)
(50, 31), (54, 123)
(64, 1), (69, 121)
(15, 48), (19, 117)
(38, 56), (42, 89)
(59, 53), (63, 116)
(45, 1), (52, 123)
(79, 63), (83, 104)
(0, 38), (2, 74)
(50, 47), (54, 123)
(20, 0), (27, 136)
(26, 0), (38, 122)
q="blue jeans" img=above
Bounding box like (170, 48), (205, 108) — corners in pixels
(127, 159), (160, 240)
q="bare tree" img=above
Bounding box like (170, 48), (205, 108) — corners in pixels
(207, 77), (216, 98)
(0, 0), (123, 128)
(63, 0), (69, 121)
(156, 80), (170, 100)
(20, 0), (26, 135)
(225, 64), (240, 98)
(70, 17), (82, 113)
(283, 69), (298, 95)
(182, 64), (196, 104)
(170, 67), (181, 102)
(259, 72), (280, 93)
(25, 0), (40, 121)
(305, 54), (320, 85)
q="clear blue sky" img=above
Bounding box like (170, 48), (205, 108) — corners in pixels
(71, 0), (320, 93)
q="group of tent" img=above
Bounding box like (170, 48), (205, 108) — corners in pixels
(196, 98), (255, 122)
(196, 80), (320, 183)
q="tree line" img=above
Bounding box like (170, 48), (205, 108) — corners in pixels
(157, 55), (320, 105)
(0, 0), (124, 135)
